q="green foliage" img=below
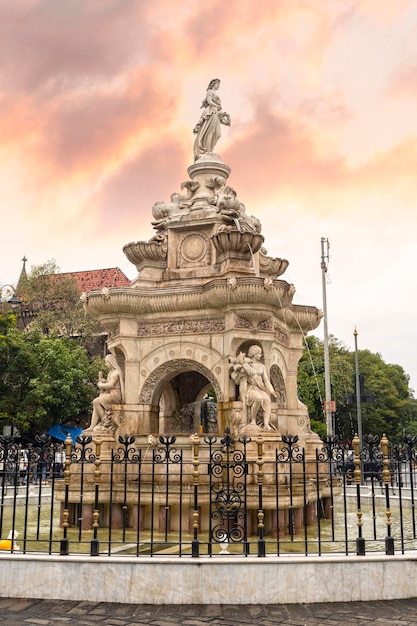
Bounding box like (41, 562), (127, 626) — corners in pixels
(354, 350), (417, 442)
(18, 259), (104, 355)
(298, 335), (355, 437)
(0, 311), (101, 439)
(298, 335), (417, 444)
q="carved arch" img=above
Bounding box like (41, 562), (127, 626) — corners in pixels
(270, 364), (286, 408)
(139, 358), (223, 404)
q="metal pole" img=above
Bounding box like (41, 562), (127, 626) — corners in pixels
(321, 237), (333, 435)
(354, 328), (363, 450)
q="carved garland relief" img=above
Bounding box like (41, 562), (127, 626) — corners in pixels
(137, 317), (225, 336)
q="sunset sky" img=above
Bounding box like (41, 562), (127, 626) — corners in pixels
(1, 0), (417, 393)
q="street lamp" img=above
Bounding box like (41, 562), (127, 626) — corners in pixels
(0, 284), (23, 319)
(0, 284), (15, 299)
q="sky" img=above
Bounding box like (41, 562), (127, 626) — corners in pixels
(1, 0), (417, 394)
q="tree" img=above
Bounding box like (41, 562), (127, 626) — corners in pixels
(297, 335), (355, 439)
(354, 350), (417, 442)
(0, 311), (103, 440)
(297, 335), (417, 443)
(17, 259), (104, 356)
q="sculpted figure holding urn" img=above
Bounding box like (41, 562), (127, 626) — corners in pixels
(230, 345), (278, 431)
(88, 354), (124, 432)
(193, 79), (231, 160)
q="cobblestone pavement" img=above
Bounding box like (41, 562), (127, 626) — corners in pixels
(0, 598), (416, 626)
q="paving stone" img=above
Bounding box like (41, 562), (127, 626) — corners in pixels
(0, 599), (416, 625)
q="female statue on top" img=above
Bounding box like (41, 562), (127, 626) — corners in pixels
(193, 79), (231, 160)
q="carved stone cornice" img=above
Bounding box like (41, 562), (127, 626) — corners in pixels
(83, 277), (298, 318)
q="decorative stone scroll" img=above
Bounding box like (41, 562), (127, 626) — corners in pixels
(273, 323), (290, 346)
(259, 247), (289, 277)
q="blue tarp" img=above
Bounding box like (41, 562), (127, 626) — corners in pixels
(46, 424), (83, 443)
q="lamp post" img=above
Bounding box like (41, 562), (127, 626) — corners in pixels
(0, 284), (24, 332)
(0, 284), (20, 310)
(0, 284), (15, 299)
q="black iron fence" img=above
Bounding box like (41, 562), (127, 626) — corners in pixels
(1, 430), (417, 558)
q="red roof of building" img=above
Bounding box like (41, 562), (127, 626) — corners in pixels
(61, 268), (131, 293)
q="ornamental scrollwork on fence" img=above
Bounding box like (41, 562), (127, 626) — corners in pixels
(207, 427), (250, 543)
(72, 434), (96, 463)
(277, 434), (304, 463)
(319, 434), (340, 463)
(153, 436), (182, 464)
(112, 435), (140, 463)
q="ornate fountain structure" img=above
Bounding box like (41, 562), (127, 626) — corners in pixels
(67, 79), (330, 538)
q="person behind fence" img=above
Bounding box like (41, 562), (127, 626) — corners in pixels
(30, 451), (39, 485)
(54, 445), (65, 478)
(19, 448), (28, 485)
(200, 394), (218, 433)
(39, 451), (49, 484)
(88, 354), (124, 432)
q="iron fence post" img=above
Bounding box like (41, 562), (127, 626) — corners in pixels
(256, 435), (265, 557)
(190, 433), (200, 557)
(60, 433), (73, 556)
(353, 433), (365, 555)
(90, 437), (101, 557)
(381, 434), (394, 555)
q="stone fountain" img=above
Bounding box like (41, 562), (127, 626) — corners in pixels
(66, 79), (330, 535)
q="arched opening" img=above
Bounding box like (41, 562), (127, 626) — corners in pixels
(139, 359), (222, 434)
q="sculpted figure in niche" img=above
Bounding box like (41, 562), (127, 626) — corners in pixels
(88, 354), (124, 432)
(230, 346), (278, 431)
(193, 79), (231, 160)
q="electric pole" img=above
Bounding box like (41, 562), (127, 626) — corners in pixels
(354, 327), (363, 449)
(321, 237), (334, 435)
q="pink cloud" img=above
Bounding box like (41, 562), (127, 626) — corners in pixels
(389, 62), (417, 99)
(223, 101), (347, 207)
(222, 95), (417, 219)
(0, 1), (148, 93)
(90, 136), (189, 238)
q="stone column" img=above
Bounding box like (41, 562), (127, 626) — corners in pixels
(131, 505), (145, 531)
(111, 503), (125, 529)
(305, 501), (317, 526)
(81, 504), (94, 530)
(159, 506), (171, 533)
